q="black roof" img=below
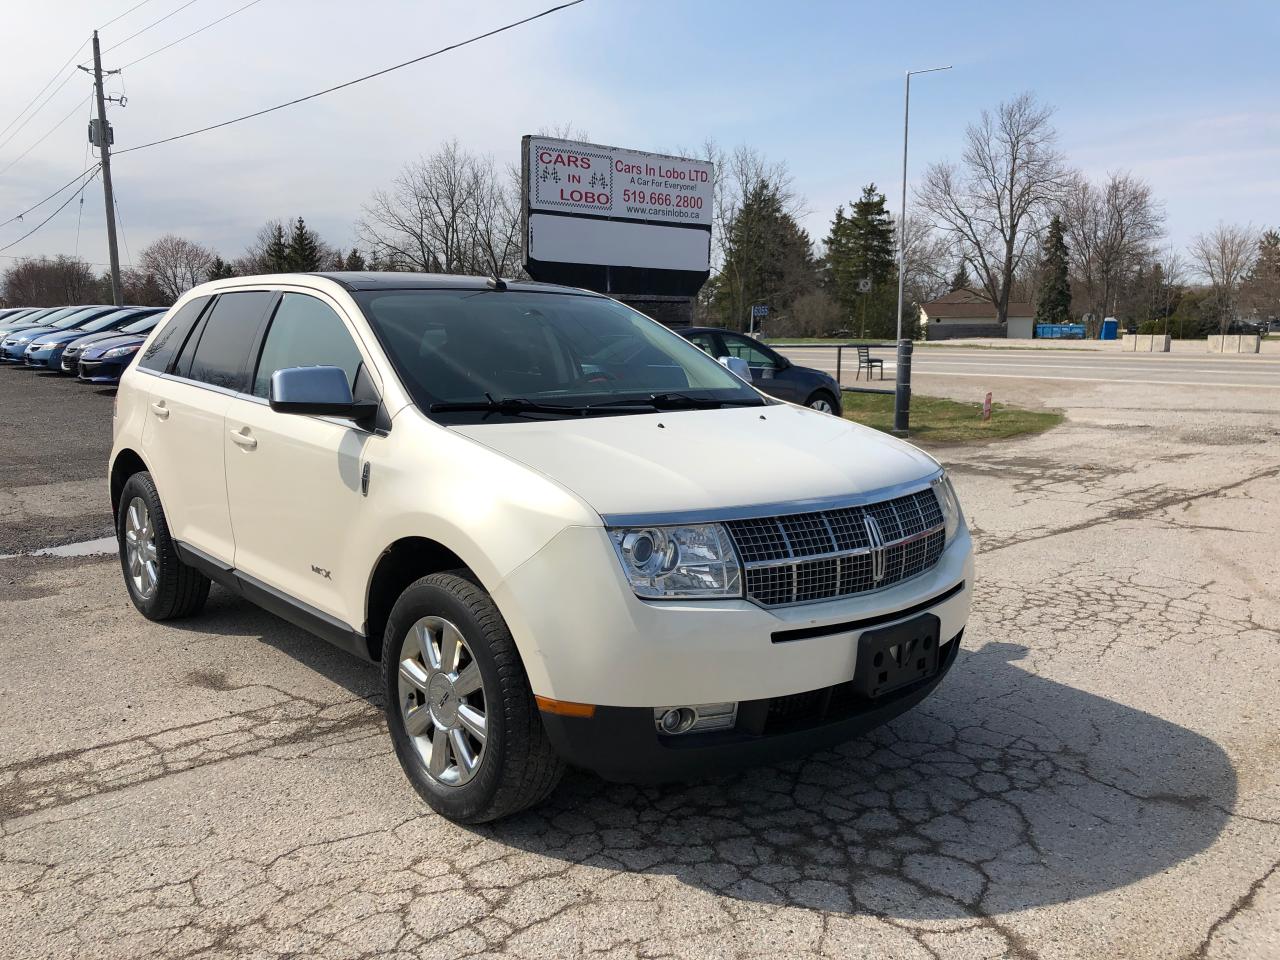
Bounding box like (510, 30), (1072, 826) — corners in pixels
(310, 272), (598, 295)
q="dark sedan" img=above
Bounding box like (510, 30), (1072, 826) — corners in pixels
(76, 330), (151, 383)
(673, 326), (843, 414)
(58, 308), (166, 372)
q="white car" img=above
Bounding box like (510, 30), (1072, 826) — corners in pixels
(109, 273), (973, 823)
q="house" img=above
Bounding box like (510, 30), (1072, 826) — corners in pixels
(920, 288), (1036, 340)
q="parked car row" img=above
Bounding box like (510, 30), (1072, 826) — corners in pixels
(0, 304), (168, 383)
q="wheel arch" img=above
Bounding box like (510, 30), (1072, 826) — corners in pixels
(364, 536), (476, 661)
(110, 448), (150, 517)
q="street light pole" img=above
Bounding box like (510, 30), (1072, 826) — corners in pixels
(893, 64), (951, 436)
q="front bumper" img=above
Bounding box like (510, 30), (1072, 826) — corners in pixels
(0, 342), (31, 361)
(23, 346), (61, 368)
(77, 358), (128, 382)
(493, 524), (973, 708)
(541, 631), (961, 782)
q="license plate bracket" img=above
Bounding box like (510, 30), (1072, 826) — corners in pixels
(853, 613), (941, 699)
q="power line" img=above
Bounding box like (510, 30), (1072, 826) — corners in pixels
(0, 66), (83, 155)
(115, 0), (586, 157)
(121, 0), (267, 69)
(0, 94), (93, 179)
(100, 0), (160, 31)
(0, 167), (102, 253)
(101, 0), (205, 55)
(0, 164), (101, 230)
(0, 40), (88, 145)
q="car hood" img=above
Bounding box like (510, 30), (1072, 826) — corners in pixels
(0, 322), (48, 337)
(27, 328), (88, 346)
(82, 334), (144, 357)
(450, 403), (939, 518)
(68, 329), (130, 349)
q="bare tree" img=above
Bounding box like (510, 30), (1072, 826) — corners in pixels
(137, 235), (216, 301)
(359, 140), (521, 277)
(1190, 223), (1260, 334)
(2, 255), (98, 305)
(917, 93), (1069, 325)
(1060, 171), (1164, 334)
(899, 214), (952, 307)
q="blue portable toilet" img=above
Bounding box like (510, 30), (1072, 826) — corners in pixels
(1100, 317), (1119, 340)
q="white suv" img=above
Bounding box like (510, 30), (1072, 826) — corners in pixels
(110, 273), (973, 822)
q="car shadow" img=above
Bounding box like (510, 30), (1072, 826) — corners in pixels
(165, 593), (1236, 921)
(481, 641), (1235, 921)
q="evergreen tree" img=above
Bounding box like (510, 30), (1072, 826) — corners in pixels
(285, 217), (322, 272)
(823, 184), (897, 336)
(715, 180), (815, 330)
(206, 256), (236, 281)
(949, 261), (972, 292)
(1035, 215), (1072, 326)
(344, 248), (367, 271)
(1243, 229), (1279, 320)
(263, 224), (290, 273)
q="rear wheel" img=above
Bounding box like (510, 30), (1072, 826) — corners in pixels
(116, 471), (210, 620)
(383, 573), (564, 823)
(806, 390), (840, 415)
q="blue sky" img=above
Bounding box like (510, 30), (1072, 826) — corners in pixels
(1, 0), (1276, 271)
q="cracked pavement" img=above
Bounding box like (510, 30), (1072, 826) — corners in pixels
(1, 366), (1278, 958)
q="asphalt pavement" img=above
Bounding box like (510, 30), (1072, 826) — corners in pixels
(1, 357), (1277, 959)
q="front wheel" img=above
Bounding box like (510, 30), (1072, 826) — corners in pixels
(806, 390), (840, 415)
(382, 573), (564, 823)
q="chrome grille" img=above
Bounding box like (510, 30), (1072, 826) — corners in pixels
(726, 487), (945, 606)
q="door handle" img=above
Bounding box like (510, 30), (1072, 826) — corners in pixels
(150, 401), (170, 420)
(229, 428), (257, 450)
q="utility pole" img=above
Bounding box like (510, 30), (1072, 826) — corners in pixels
(80, 31), (123, 306)
(893, 65), (951, 436)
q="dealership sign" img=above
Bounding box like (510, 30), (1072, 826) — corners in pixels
(521, 136), (714, 297)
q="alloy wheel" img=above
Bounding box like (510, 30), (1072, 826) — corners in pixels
(809, 397), (835, 414)
(398, 616), (488, 786)
(123, 496), (158, 600)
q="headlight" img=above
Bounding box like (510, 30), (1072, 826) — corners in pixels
(608, 523), (742, 599)
(29, 341), (55, 350)
(103, 345), (138, 358)
(931, 473), (963, 543)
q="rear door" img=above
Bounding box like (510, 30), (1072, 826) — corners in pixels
(140, 291), (276, 565)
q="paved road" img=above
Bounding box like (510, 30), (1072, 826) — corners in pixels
(779, 346), (1280, 390)
(1, 365), (1277, 959)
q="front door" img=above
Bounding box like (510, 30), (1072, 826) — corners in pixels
(223, 291), (380, 623)
(718, 332), (800, 402)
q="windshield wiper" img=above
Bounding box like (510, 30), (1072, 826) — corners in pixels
(429, 395), (651, 417)
(591, 393), (765, 410)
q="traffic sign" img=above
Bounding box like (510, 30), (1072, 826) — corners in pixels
(751, 304), (769, 318)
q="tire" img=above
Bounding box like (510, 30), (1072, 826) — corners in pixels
(806, 390), (840, 415)
(116, 471), (211, 621)
(382, 572), (564, 823)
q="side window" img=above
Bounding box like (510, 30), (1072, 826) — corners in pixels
(722, 334), (780, 369)
(138, 297), (210, 373)
(184, 291), (276, 392)
(252, 293), (364, 399)
(684, 332), (720, 355)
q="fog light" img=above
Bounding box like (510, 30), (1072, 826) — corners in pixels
(657, 707), (696, 734)
(653, 702), (738, 736)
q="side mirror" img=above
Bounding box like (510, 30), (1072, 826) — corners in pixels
(269, 366), (378, 420)
(718, 356), (751, 380)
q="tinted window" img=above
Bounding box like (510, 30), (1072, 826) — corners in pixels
(252, 294), (363, 398)
(120, 313), (162, 335)
(184, 292), (275, 391)
(721, 333), (780, 369)
(78, 309), (137, 333)
(355, 289), (760, 420)
(139, 297), (210, 372)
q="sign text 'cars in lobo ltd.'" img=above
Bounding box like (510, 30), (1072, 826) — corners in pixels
(521, 136), (714, 295)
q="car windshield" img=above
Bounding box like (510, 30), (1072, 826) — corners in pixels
(120, 313), (160, 334)
(49, 310), (101, 330)
(79, 309), (135, 333)
(354, 289), (764, 421)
